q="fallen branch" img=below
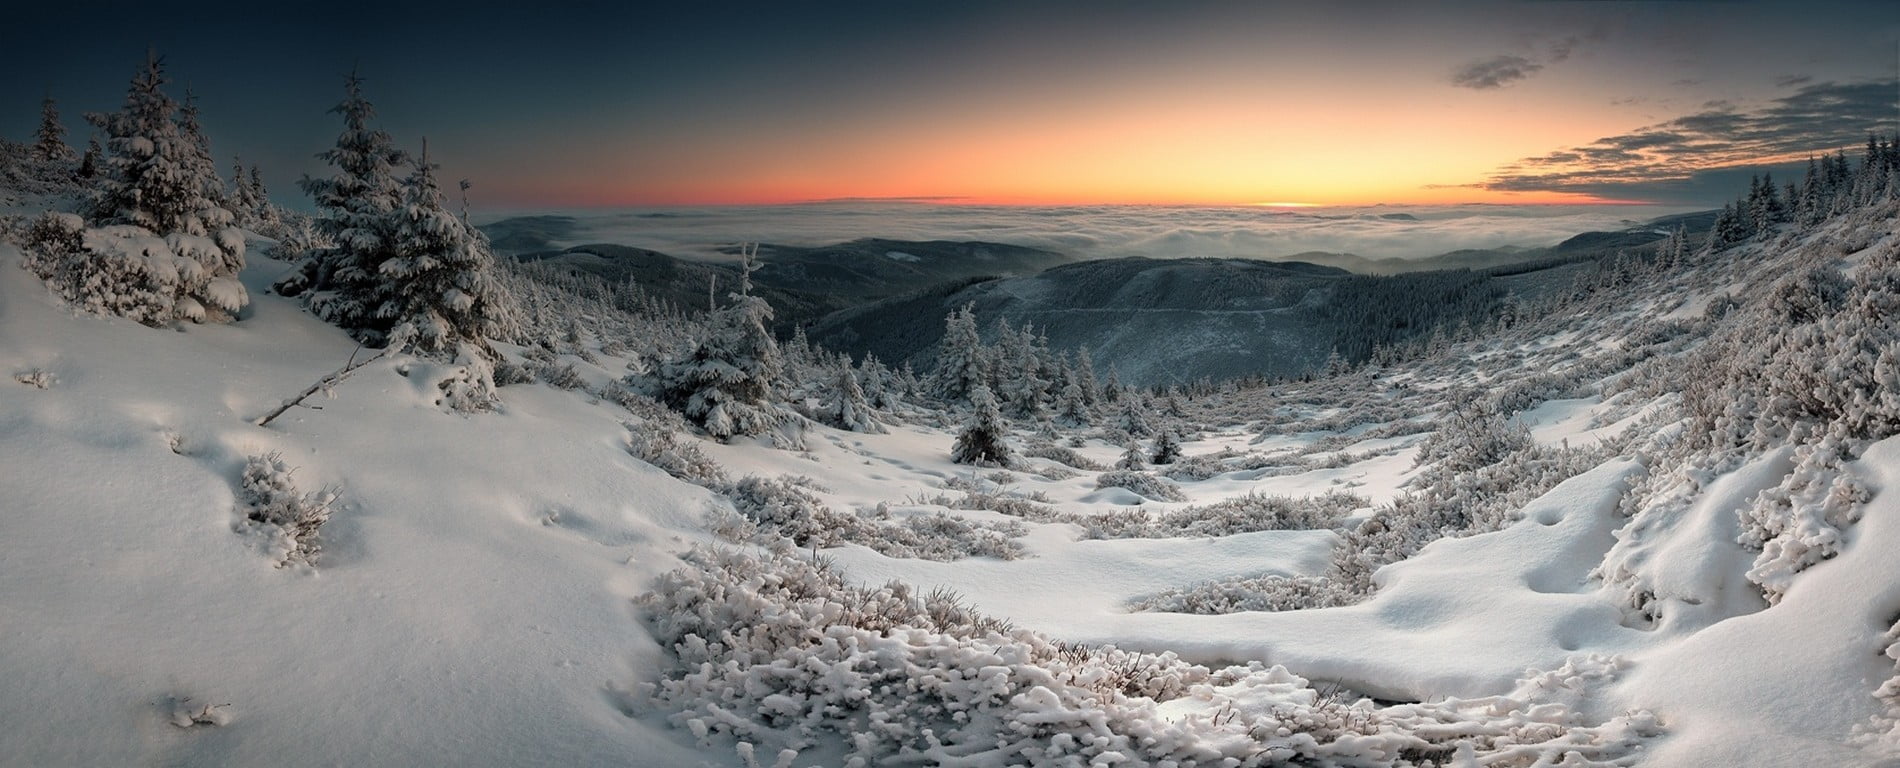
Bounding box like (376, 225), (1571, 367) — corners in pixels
(254, 344), (390, 427)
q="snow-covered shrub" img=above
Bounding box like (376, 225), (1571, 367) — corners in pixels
(1861, 619), (1900, 754)
(627, 422), (727, 487)
(1134, 573), (1338, 615)
(1416, 395), (1533, 473)
(165, 696), (232, 729)
(529, 359), (584, 390)
(1095, 469), (1188, 502)
(725, 477), (1027, 561)
(656, 293), (789, 440)
(20, 213), (246, 326)
(432, 343), (501, 413)
(490, 358), (534, 387)
(1021, 441), (1105, 471)
(1737, 436), (1869, 603)
(951, 384), (1012, 466)
(643, 547), (1659, 766)
(1164, 453), (1230, 481)
(235, 453), (336, 566)
(13, 368), (55, 389)
(1078, 490), (1361, 539)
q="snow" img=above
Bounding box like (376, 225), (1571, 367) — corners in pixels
(5, 197), (1900, 766)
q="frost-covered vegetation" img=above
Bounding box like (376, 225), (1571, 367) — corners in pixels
(643, 546), (1659, 767)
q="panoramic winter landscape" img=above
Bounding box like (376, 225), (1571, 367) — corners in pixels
(3, 2), (1899, 766)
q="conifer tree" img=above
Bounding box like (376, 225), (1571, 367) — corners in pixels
(380, 139), (519, 358)
(951, 383), (1011, 466)
(931, 304), (988, 404)
(659, 290), (786, 439)
(88, 53), (231, 236)
(827, 366), (883, 433)
(279, 71), (408, 337)
(76, 136), (101, 179)
(1116, 440), (1146, 471)
(1150, 430), (1181, 464)
(230, 155), (262, 224)
(32, 97), (75, 166)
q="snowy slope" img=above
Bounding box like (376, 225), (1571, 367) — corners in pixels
(0, 240), (718, 766)
(5, 199), (1900, 767)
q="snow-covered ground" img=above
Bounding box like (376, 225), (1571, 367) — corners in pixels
(4, 196), (1900, 767)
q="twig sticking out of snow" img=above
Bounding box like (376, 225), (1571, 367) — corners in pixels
(253, 344), (388, 426)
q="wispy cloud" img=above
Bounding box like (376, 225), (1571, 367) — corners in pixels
(1452, 29), (1605, 90)
(1466, 79), (1898, 201)
(1453, 56), (1544, 90)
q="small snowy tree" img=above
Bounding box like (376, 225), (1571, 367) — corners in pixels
(952, 384), (1011, 466)
(32, 97), (75, 167)
(931, 305), (987, 404)
(379, 140), (518, 359)
(826, 365), (884, 433)
(29, 53), (248, 325)
(276, 71), (407, 340)
(1116, 440), (1146, 470)
(1151, 430), (1182, 465)
(659, 292), (787, 439)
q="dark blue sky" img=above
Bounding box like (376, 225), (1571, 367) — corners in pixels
(4, 1), (1896, 207)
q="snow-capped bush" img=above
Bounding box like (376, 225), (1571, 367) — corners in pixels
(20, 213), (247, 326)
(235, 453), (336, 566)
(1164, 453), (1230, 481)
(1737, 436), (1869, 603)
(1079, 490), (1362, 539)
(627, 421), (727, 487)
(432, 343), (501, 413)
(1021, 441), (1106, 471)
(1862, 619), (1900, 754)
(1416, 395), (1534, 474)
(13, 368), (55, 389)
(642, 547), (1659, 767)
(1095, 469), (1188, 502)
(724, 476), (1027, 562)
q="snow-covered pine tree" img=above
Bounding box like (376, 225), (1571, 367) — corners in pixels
(1075, 347), (1100, 404)
(76, 136), (101, 179)
(827, 365), (884, 433)
(32, 97), (75, 167)
(229, 156), (263, 226)
(931, 304), (988, 404)
(658, 290), (787, 439)
(1117, 395), (1153, 437)
(249, 164), (282, 232)
(1056, 379), (1091, 426)
(35, 51), (249, 325)
(176, 93), (226, 210)
(379, 139), (519, 359)
(1150, 430), (1181, 464)
(277, 71), (407, 339)
(1116, 440), (1146, 470)
(951, 383), (1011, 466)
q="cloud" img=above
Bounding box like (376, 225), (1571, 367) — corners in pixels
(484, 203), (1690, 265)
(1452, 55), (1544, 90)
(1468, 78), (1898, 203)
(1453, 28), (1605, 90)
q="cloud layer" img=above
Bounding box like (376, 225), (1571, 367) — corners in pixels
(1453, 56), (1544, 90)
(1472, 79), (1899, 201)
(484, 203), (1692, 265)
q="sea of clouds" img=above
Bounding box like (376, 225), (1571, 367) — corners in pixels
(478, 202), (1699, 263)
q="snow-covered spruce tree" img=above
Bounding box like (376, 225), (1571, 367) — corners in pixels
(826, 365), (884, 433)
(229, 156), (263, 227)
(951, 383), (1011, 466)
(276, 72), (406, 340)
(379, 141), (519, 360)
(1116, 440), (1146, 470)
(930, 304), (987, 404)
(25, 53), (248, 325)
(175, 93), (226, 211)
(32, 97), (75, 167)
(1151, 430), (1182, 464)
(76, 136), (101, 180)
(658, 290), (788, 439)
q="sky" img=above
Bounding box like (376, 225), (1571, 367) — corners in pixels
(2, 1), (1896, 209)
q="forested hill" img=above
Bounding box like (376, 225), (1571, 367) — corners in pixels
(807, 256), (1541, 387)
